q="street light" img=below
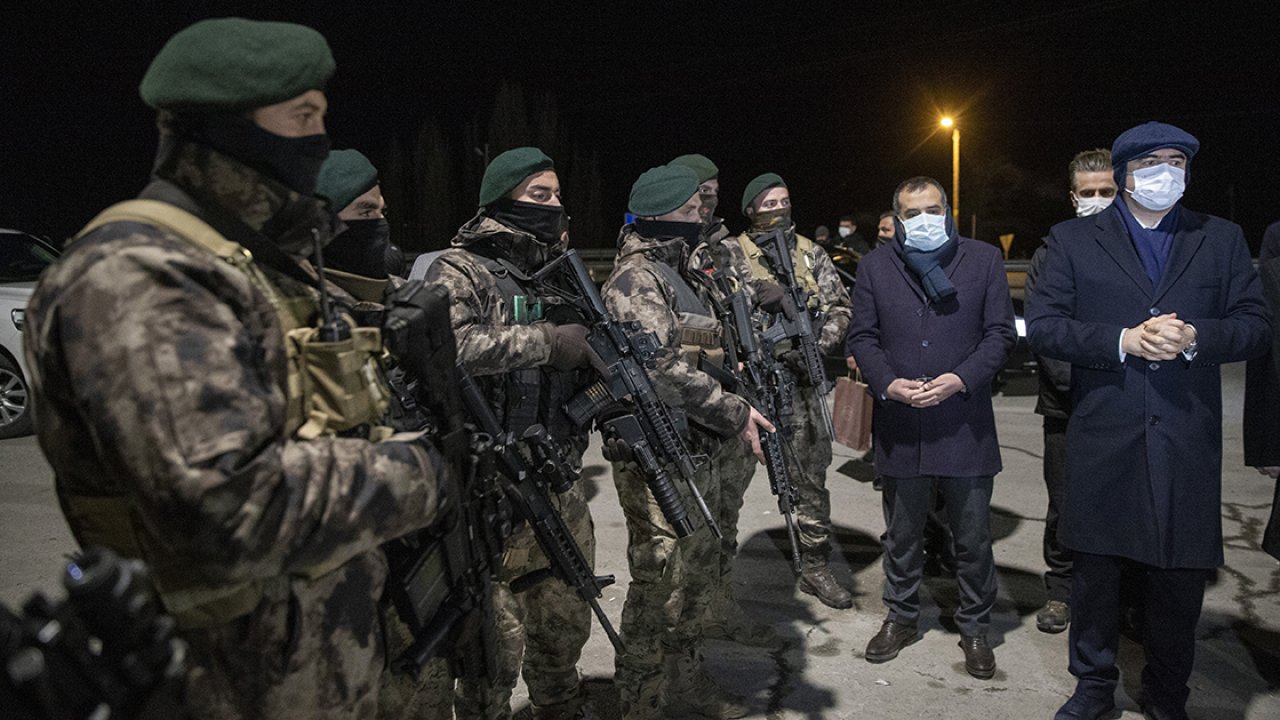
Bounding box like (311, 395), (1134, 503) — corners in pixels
(940, 116), (959, 221)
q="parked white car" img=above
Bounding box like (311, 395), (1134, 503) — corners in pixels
(1, 229), (59, 439)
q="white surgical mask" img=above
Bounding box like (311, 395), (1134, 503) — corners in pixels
(1073, 194), (1114, 217)
(837, 226), (852, 237)
(902, 213), (949, 251)
(1128, 163), (1185, 212)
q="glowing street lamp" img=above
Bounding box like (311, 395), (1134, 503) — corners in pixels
(940, 116), (959, 221)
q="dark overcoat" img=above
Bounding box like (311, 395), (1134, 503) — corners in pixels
(1026, 203), (1271, 569)
(846, 237), (1015, 479)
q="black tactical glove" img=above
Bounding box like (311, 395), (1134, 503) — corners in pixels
(601, 436), (635, 463)
(545, 323), (608, 375)
(751, 280), (798, 321)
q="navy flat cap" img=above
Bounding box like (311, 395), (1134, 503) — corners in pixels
(1111, 121), (1200, 168)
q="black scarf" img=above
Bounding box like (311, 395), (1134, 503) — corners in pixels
(893, 217), (959, 304)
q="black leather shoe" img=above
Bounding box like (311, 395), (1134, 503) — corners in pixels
(1141, 701), (1189, 720)
(1055, 692), (1118, 720)
(959, 634), (995, 679)
(864, 620), (919, 662)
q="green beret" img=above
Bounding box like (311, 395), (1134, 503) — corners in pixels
(479, 147), (555, 207)
(629, 165), (700, 217)
(741, 172), (787, 214)
(140, 18), (335, 112)
(316, 149), (379, 211)
(668, 154), (719, 184)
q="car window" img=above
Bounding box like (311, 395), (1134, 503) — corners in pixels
(0, 233), (59, 282)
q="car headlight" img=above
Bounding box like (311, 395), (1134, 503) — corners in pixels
(11, 308), (23, 333)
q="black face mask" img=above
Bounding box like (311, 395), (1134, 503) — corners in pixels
(323, 218), (389, 278)
(186, 114), (330, 195)
(635, 218), (702, 246)
(488, 198), (567, 246)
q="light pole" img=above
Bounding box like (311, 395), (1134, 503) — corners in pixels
(940, 116), (959, 221)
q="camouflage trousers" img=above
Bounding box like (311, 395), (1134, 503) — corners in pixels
(611, 435), (731, 714)
(789, 385), (835, 554)
(713, 442), (759, 579)
(380, 479), (596, 720)
(186, 552), (388, 720)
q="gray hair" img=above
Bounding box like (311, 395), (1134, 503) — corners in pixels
(892, 176), (948, 214)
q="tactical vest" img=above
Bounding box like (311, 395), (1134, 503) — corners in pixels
(468, 253), (581, 439)
(646, 260), (727, 375)
(60, 199), (392, 629)
(740, 232), (823, 311)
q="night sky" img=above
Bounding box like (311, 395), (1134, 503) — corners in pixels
(4, 1), (1279, 256)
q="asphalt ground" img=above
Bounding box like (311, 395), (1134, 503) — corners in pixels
(2, 364), (1277, 719)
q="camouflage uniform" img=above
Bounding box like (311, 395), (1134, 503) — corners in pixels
(731, 229), (852, 558)
(23, 139), (450, 720)
(686, 224), (770, 643)
(602, 227), (752, 719)
(420, 214), (596, 719)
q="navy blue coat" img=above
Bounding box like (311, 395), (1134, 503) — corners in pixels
(846, 237), (1015, 479)
(1026, 203), (1271, 569)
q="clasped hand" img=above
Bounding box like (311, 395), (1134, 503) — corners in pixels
(886, 373), (965, 408)
(1122, 313), (1196, 361)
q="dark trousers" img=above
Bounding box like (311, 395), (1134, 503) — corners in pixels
(1069, 552), (1208, 712)
(1043, 416), (1072, 602)
(880, 475), (996, 636)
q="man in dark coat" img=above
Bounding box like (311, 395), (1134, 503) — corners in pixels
(1243, 220), (1280, 560)
(1026, 148), (1119, 635)
(847, 176), (1015, 680)
(1026, 121), (1271, 720)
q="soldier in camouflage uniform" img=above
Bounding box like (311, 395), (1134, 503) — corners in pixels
(22, 19), (453, 720)
(423, 147), (601, 720)
(314, 148), (398, 302)
(602, 164), (775, 720)
(732, 173), (854, 609)
(668, 154), (777, 648)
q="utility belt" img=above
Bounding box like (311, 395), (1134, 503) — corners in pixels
(68, 199), (393, 628)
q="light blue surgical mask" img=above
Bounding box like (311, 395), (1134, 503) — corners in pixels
(902, 212), (949, 251)
(1128, 163), (1185, 212)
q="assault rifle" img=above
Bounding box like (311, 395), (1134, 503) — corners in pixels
(382, 280), (506, 681)
(532, 249), (717, 539)
(454, 368), (624, 654)
(384, 439), (509, 680)
(2, 548), (187, 720)
(754, 229), (835, 438)
(726, 289), (804, 573)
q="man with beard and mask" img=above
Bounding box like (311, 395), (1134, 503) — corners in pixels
(1028, 122), (1271, 720)
(1024, 148), (1118, 636)
(668, 153), (779, 648)
(846, 176), (1014, 680)
(423, 147), (601, 720)
(731, 173), (854, 610)
(21, 18), (454, 720)
(602, 164), (775, 720)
